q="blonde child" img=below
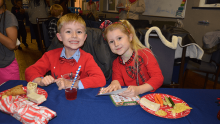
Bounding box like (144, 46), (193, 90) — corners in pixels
(48, 4), (63, 44)
(25, 13), (106, 90)
(86, 0), (98, 21)
(100, 20), (164, 97)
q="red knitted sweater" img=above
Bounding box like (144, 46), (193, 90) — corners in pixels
(25, 48), (106, 89)
(112, 48), (164, 92)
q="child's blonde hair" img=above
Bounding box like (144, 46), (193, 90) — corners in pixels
(57, 13), (86, 33)
(103, 20), (146, 62)
(50, 4), (63, 17)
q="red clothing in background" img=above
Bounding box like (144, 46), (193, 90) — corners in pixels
(112, 48), (163, 92)
(25, 48), (106, 89)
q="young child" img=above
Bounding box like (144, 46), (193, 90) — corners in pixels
(100, 20), (164, 97)
(11, 0), (28, 50)
(86, 0), (97, 21)
(48, 4), (63, 44)
(25, 13), (106, 90)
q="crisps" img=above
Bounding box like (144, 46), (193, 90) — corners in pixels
(168, 103), (192, 114)
(155, 110), (167, 116)
(2, 85), (26, 96)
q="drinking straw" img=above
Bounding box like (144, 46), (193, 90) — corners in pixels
(70, 65), (81, 90)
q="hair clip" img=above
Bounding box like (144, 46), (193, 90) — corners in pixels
(99, 20), (113, 32)
(99, 20), (130, 33)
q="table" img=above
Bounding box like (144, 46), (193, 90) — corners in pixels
(0, 80), (220, 124)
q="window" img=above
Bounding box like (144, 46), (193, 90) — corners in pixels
(103, 0), (118, 12)
(199, 0), (220, 7)
(108, 0), (118, 12)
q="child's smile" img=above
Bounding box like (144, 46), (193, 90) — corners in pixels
(106, 29), (133, 60)
(57, 21), (87, 57)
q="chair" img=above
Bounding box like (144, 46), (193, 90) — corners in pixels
(36, 17), (49, 54)
(98, 14), (106, 19)
(151, 20), (176, 29)
(42, 21), (50, 49)
(144, 27), (180, 87)
(183, 49), (220, 89)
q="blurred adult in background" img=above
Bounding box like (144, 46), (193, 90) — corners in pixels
(27, 0), (49, 50)
(58, 0), (70, 15)
(0, 0), (20, 84)
(11, 0), (28, 50)
(117, 0), (145, 20)
(86, 0), (98, 21)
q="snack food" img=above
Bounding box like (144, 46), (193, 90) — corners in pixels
(27, 93), (46, 104)
(27, 82), (37, 95)
(155, 110), (167, 116)
(168, 103), (192, 114)
(1, 85), (26, 96)
(140, 97), (160, 111)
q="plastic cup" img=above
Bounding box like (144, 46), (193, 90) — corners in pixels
(62, 73), (80, 100)
(65, 87), (77, 100)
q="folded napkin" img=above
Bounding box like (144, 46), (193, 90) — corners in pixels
(0, 96), (57, 124)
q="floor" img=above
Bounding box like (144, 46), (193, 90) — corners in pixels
(15, 29), (220, 89)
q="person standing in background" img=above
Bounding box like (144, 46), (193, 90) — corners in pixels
(117, 0), (145, 20)
(59, 0), (70, 15)
(86, 0), (98, 21)
(27, 0), (49, 51)
(11, 0), (28, 50)
(0, 0), (20, 84)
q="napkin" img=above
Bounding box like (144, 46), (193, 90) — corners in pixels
(0, 95), (57, 124)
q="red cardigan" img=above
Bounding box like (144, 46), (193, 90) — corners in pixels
(112, 48), (164, 92)
(25, 48), (106, 89)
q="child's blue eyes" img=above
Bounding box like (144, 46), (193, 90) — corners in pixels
(109, 37), (122, 44)
(109, 41), (114, 43)
(65, 31), (83, 34)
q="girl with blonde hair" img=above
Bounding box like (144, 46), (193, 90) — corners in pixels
(100, 20), (164, 97)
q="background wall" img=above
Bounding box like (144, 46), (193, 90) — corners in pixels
(99, 0), (220, 49)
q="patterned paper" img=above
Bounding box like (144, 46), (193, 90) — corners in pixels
(0, 96), (56, 124)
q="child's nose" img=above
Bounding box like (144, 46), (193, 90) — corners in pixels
(114, 41), (119, 46)
(71, 32), (77, 37)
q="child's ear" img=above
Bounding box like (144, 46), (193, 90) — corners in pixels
(56, 33), (63, 42)
(84, 34), (87, 41)
(129, 34), (133, 42)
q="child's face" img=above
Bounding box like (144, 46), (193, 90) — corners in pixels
(16, 1), (22, 8)
(57, 21), (87, 52)
(106, 28), (133, 57)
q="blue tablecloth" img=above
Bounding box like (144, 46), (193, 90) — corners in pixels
(0, 80), (220, 124)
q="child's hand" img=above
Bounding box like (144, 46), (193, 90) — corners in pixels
(40, 75), (55, 86)
(54, 78), (65, 90)
(119, 86), (139, 97)
(101, 80), (121, 93)
(55, 78), (79, 90)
